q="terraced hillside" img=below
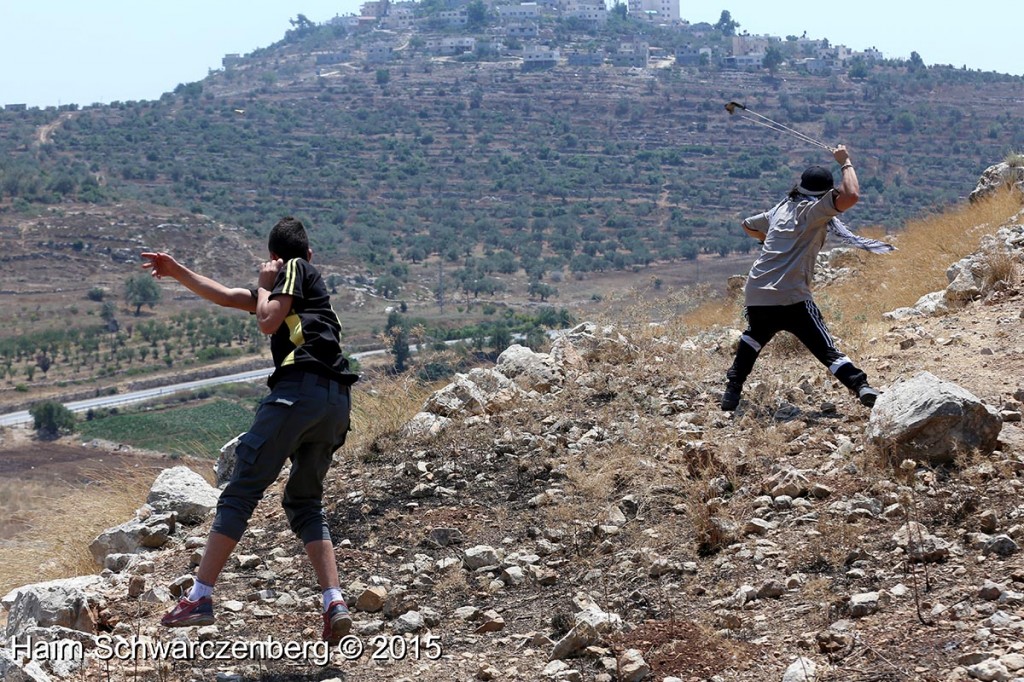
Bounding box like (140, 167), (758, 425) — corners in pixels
(2, 20), (1023, 287)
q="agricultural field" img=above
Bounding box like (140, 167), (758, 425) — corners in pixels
(77, 397), (255, 458)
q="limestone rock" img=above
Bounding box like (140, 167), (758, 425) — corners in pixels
(355, 586), (387, 613)
(966, 658), (1010, 682)
(543, 660), (583, 681)
(782, 657), (817, 682)
(867, 372), (1002, 464)
(0, 649), (53, 682)
(892, 522), (951, 563)
(4, 577), (103, 638)
(146, 466), (220, 524)
(215, 432), (246, 487)
(986, 535), (1020, 557)
(559, 322), (638, 364)
(474, 610), (505, 634)
(402, 412), (452, 439)
(394, 610), (425, 634)
(88, 512), (177, 564)
(496, 344), (564, 393)
(423, 369), (522, 418)
(619, 649), (650, 682)
(969, 161), (1024, 203)
(849, 592), (879, 618)
(550, 620), (599, 660)
(464, 545), (502, 570)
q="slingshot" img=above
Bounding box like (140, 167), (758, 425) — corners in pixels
(725, 101), (834, 152)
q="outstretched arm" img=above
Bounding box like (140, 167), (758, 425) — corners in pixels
(832, 145), (860, 212)
(141, 252), (256, 313)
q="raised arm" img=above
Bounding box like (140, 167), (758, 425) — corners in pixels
(255, 258), (292, 334)
(832, 145), (860, 212)
(742, 220), (766, 243)
(141, 252), (256, 313)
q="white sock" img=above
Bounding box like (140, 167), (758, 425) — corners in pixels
(322, 587), (344, 612)
(188, 579), (214, 601)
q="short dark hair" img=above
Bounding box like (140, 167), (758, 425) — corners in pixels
(268, 217), (309, 261)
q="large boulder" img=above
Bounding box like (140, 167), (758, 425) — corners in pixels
(422, 368), (521, 418)
(496, 344), (563, 393)
(88, 512), (177, 565)
(4, 576), (105, 638)
(147, 466), (220, 524)
(867, 372), (1002, 464)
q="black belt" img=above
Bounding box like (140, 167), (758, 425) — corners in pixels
(274, 367), (338, 386)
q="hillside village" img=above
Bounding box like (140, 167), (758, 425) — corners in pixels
(215, 1), (884, 77)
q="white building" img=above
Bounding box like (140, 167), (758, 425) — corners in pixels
(566, 1), (607, 24)
(424, 37), (477, 55)
(437, 9), (468, 25)
(731, 34), (780, 56)
(497, 2), (542, 20)
(381, 7), (415, 28)
(523, 45), (560, 64)
(627, 0), (678, 23)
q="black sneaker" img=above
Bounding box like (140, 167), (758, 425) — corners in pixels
(857, 385), (879, 408)
(721, 383), (742, 411)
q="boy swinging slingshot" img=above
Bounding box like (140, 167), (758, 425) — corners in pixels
(720, 138), (895, 412)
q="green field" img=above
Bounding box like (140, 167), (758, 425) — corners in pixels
(78, 399), (254, 459)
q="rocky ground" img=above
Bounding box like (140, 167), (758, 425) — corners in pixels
(2, 200), (1024, 682)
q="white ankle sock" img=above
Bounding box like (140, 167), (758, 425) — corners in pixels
(322, 587), (344, 612)
(188, 579), (213, 601)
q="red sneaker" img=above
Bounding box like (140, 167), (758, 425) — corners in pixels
(322, 600), (352, 644)
(161, 596), (215, 627)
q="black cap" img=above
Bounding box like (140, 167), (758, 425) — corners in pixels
(797, 166), (834, 196)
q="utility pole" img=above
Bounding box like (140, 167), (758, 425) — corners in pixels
(436, 259), (445, 313)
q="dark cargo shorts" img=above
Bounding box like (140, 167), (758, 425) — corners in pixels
(211, 371), (351, 545)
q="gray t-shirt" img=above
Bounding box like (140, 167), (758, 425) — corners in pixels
(742, 191), (841, 306)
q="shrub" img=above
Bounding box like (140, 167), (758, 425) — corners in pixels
(981, 249), (1020, 293)
(1004, 152), (1024, 168)
(29, 400), (76, 439)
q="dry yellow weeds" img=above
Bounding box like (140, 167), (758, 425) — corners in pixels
(0, 465), (161, 595)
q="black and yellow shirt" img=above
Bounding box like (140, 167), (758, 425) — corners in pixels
(262, 258), (357, 388)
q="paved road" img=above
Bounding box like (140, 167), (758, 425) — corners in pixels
(0, 331), (566, 428)
(0, 347), (390, 428)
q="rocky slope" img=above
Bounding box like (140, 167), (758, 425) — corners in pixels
(2, 190), (1024, 682)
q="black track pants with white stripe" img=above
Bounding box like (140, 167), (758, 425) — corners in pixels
(725, 300), (868, 392)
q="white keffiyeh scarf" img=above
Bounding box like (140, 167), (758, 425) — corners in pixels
(827, 216), (896, 254)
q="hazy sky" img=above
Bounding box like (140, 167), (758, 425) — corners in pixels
(1, 1), (1019, 108)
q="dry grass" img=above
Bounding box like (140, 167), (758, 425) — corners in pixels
(1005, 151), (1024, 168)
(0, 465), (161, 595)
(679, 188), (1022, 337)
(346, 373), (437, 452)
(0, 479), (50, 538)
(593, 281), (738, 332)
(831, 188), (1021, 330)
(980, 248), (1021, 293)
